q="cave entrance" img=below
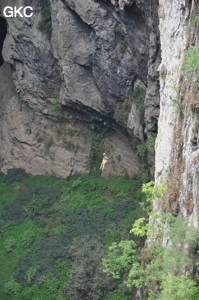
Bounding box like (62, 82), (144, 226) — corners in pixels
(0, 17), (7, 67)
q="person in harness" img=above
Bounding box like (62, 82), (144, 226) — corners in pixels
(100, 152), (109, 170)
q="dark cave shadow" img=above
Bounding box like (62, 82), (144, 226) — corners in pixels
(0, 17), (7, 67)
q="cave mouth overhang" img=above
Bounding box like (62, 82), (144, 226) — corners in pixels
(0, 17), (7, 67)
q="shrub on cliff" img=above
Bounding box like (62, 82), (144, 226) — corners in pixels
(182, 46), (199, 82)
(1, 186), (62, 225)
(38, 6), (52, 36)
(63, 236), (116, 300)
(0, 168), (29, 184)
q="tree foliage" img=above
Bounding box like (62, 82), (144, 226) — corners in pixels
(103, 181), (199, 299)
(63, 236), (115, 300)
(0, 172), (143, 299)
(182, 46), (199, 81)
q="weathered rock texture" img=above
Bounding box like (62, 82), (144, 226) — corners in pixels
(155, 0), (198, 222)
(0, 0), (160, 177)
(150, 0), (199, 281)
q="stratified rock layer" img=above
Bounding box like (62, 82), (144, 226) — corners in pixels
(0, 0), (160, 177)
(155, 0), (197, 222)
(147, 0), (199, 285)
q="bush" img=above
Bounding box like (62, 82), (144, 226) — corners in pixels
(2, 186), (62, 225)
(157, 273), (198, 300)
(25, 186), (62, 218)
(13, 235), (69, 283)
(182, 46), (199, 81)
(100, 290), (131, 300)
(20, 229), (40, 249)
(38, 7), (52, 36)
(41, 6), (51, 19)
(0, 173), (144, 299)
(26, 266), (41, 285)
(120, 39), (127, 53)
(0, 168), (29, 184)
(63, 236), (116, 300)
(0, 219), (14, 234)
(4, 237), (18, 253)
(64, 198), (137, 241)
(102, 240), (139, 279)
(136, 132), (157, 157)
(50, 100), (63, 120)
(12, 197), (138, 288)
(189, 101), (199, 113)
(136, 142), (147, 157)
(4, 278), (21, 295)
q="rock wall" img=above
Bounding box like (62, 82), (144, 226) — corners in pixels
(147, 0), (199, 286)
(0, 0), (160, 177)
(155, 0), (198, 223)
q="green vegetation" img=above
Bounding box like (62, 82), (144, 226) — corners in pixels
(2, 170), (198, 299)
(92, 148), (102, 168)
(169, 86), (183, 114)
(158, 76), (167, 83)
(171, 95), (183, 114)
(136, 132), (157, 157)
(25, 128), (31, 134)
(120, 39), (128, 53)
(137, 163), (150, 184)
(134, 87), (146, 105)
(189, 101), (199, 113)
(195, 16), (199, 26)
(89, 120), (111, 143)
(50, 99), (63, 120)
(0, 169), (144, 299)
(0, 168), (29, 184)
(38, 7), (52, 36)
(147, 132), (157, 152)
(136, 141), (147, 157)
(182, 45), (199, 82)
(103, 181), (199, 300)
(101, 290), (131, 300)
(44, 137), (54, 150)
(35, 132), (44, 143)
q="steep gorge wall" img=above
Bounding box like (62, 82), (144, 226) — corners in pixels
(0, 0), (160, 177)
(155, 0), (198, 226)
(149, 0), (199, 284)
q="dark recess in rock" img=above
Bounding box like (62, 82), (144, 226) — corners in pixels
(0, 17), (7, 67)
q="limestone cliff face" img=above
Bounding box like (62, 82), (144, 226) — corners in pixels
(149, 0), (199, 282)
(0, 0), (160, 177)
(155, 0), (198, 224)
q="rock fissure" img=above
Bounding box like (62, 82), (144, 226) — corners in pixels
(0, 0), (160, 177)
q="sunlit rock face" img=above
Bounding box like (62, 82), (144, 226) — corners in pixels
(147, 1), (199, 286)
(0, 0), (160, 177)
(155, 0), (198, 223)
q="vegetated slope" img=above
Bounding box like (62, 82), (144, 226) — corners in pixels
(0, 169), (145, 300)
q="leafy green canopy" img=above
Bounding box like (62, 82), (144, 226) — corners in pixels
(0, 168), (29, 184)
(103, 181), (199, 300)
(0, 170), (143, 300)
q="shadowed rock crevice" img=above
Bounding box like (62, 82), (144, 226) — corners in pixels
(0, 0), (160, 177)
(0, 17), (7, 67)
